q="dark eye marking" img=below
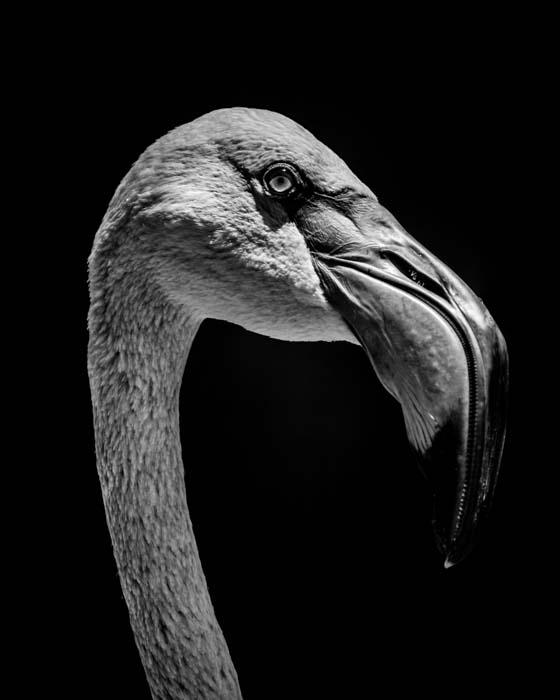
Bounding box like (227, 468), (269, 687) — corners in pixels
(260, 162), (357, 205)
(314, 186), (355, 200)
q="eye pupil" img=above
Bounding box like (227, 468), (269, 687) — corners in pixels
(270, 174), (292, 192)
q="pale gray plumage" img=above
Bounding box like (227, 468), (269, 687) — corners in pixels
(88, 107), (508, 699)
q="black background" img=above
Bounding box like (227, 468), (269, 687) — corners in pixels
(39, 34), (550, 700)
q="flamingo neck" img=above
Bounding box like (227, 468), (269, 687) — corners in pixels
(88, 264), (242, 700)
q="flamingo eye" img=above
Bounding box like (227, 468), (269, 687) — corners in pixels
(263, 163), (302, 197)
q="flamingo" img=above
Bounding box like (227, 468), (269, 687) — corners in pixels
(88, 107), (508, 700)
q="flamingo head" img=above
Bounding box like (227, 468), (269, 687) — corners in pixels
(91, 107), (508, 567)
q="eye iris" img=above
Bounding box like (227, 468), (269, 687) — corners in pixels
(270, 174), (293, 192)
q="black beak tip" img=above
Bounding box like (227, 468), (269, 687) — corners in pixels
(437, 540), (467, 570)
(442, 546), (469, 570)
(437, 528), (479, 570)
(432, 511), (476, 570)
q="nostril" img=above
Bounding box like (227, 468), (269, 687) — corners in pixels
(383, 251), (449, 300)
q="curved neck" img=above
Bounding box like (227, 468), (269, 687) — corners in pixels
(88, 264), (242, 700)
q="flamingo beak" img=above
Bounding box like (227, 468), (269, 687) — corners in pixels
(309, 203), (508, 567)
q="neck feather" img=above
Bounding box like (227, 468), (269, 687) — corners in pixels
(88, 257), (242, 700)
